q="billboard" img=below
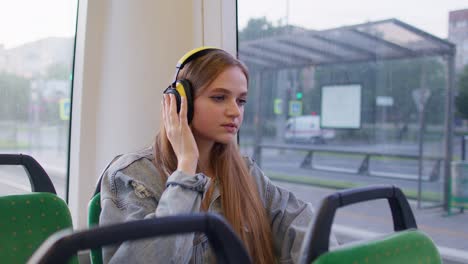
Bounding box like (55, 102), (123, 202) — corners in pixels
(321, 84), (361, 129)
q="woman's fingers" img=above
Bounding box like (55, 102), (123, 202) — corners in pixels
(163, 94), (171, 128)
(162, 95), (166, 123)
(161, 93), (198, 173)
(163, 94), (175, 138)
(165, 94), (179, 130)
(164, 94), (189, 126)
(164, 94), (189, 139)
(168, 94), (176, 124)
(179, 96), (188, 124)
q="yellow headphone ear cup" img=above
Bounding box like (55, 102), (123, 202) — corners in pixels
(175, 82), (187, 99)
(174, 79), (194, 123)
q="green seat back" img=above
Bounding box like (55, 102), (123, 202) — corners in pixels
(88, 193), (102, 264)
(87, 155), (121, 264)
(312, 230), (441, 264)
(0, 192), (78, 264)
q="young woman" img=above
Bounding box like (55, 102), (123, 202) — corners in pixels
(100, 48), (334, 263)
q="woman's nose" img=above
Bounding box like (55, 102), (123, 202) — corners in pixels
(226, 100), (241, 117)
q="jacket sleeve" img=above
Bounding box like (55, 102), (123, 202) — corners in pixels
(100, 164), (211, 264)
(249, 161), (338, 264)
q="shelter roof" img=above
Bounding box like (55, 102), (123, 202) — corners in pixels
(239, 19), (455, 70)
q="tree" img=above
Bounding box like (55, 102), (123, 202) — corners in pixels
(313, 57), (445, 125)
(45, 63), (71, 80)
(455, 65), (468, 119)
(239, 17), (303, 42)
(0, 72), (30, 121)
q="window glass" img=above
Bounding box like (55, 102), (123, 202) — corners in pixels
(238, 0), (468, 254)
(0, 0), (78, 199)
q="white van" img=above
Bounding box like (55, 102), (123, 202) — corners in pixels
(284, 115), (335, 143)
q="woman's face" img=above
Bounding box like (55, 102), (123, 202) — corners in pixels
(191, 66), (248, 145)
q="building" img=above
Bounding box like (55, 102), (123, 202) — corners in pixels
(448, 8), (468, 73)
(0, 37), (73, 78)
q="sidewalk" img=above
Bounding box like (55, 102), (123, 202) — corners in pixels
(273, 180), (468, 264)
(0, 149), (68, 197)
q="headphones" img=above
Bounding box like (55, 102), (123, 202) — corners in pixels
(163, 46), (220, 123)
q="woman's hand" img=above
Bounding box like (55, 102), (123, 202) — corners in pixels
(162, 94), (199, 175)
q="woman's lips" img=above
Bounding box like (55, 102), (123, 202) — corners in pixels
(221, 123), (238, 133)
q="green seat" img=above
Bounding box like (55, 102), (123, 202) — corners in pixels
(88, 155), (121, 264)
(312, 230), (440, 264)
(0, 193), (76, 264)
(299, 185), (442, 264)
(88, 193), (102, 264)
(0, 154), (77, 264)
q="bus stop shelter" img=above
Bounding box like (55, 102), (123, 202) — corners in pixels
(238, 18), (456, 210)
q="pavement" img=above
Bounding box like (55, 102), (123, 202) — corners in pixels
(0, 148), (68, 197)
(252, 143), (468, 263)
(273, 180), (468, 264)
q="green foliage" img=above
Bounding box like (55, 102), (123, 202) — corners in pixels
(313, 57), (445, 125)
(239, 17), (300, 42)
(43, 100), (61, 125)
(45, 63), (70, 80)
(380, 57), (445, 125)
(0, 72), (30, 121)
(455, 65), (468, 119)
(239, 17), (276, 41)
(455, 93), (468, 119)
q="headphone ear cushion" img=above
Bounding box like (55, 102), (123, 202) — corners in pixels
(163, 86), (182, 113)
(175, 79), (194, 123)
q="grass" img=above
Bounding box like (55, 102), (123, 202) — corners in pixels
(0, 139), (30, 149)
(267, 171), (443, 202)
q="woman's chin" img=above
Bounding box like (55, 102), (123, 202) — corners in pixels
(215, 135), (237, 145)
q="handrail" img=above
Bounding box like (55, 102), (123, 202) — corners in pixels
(28, 213), (252, 264)
(256, 143), (442, 181)
(259, 143), (443, 160)
(299, 185), (416, 264)
(0, 154), (56, 193)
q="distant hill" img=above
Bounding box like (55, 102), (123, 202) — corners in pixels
(0, 37), (75, 78)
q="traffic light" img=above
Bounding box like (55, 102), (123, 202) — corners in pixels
(296, 92), (303, 100)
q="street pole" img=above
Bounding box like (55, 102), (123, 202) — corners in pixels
(443, 55), (455, 211)
(253, 71), (263, 166)
(462, 135), (467, 161)
(417, 104), (425, 208)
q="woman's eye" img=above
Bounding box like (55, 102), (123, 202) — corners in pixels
(237, 99), (247, 106)
(211, 95), (225, 102)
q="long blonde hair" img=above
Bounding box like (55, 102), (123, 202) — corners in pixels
(153, 49), (276, 263)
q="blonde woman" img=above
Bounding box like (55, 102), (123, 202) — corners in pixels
(100, 47), (334, 263)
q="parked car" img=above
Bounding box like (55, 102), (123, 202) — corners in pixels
(284, 115), (335, 143)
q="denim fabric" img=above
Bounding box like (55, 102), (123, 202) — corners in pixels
(100, 146), (331, 263)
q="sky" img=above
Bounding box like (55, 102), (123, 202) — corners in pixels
(238, 0), (468, 38)
(0, 0), (467, 49)
(0, 0), (78, 49)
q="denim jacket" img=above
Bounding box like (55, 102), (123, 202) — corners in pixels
(100, 146), (327, 263)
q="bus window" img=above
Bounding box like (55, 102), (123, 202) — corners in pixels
(0, 0), (79, 199)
